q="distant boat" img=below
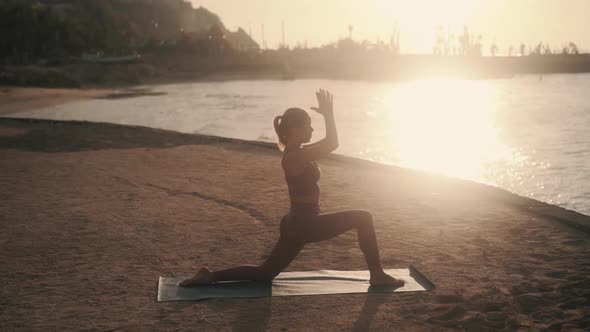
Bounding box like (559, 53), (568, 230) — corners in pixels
(81, 52), (141, 64)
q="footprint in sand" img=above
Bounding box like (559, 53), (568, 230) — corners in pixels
(529, 253), (551, 260)
(426, 304), (468, 326)
(459, 311), (516, 330)
(434, 293), (468, 304)
(545, 270), (568, 279)
(485, 311), (508, 323)
(507, 227), (522, 236)
(510, 282), (539, 295)
(464, 235), (491, 248)
(515, 293), (547, 314)
(562, 239), (586, 246)
(483, 311), (512, 329)
(558, 297), (586, 310)
(473, 298), (511, 313)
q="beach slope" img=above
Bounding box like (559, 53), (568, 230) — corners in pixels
(1, 118), (589, 331)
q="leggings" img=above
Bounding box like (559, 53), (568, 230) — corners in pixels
(211, 204), (385, 282)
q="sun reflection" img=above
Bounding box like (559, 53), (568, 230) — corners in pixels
(381, 78), (514, 182)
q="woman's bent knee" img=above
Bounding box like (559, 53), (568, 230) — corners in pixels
(353, 209), (373, 227)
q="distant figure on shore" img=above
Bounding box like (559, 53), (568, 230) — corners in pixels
(179, 89), (404, 287)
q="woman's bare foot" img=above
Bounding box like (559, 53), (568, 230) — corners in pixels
(178, 266), (214, 287)
(369, 271), (405, 287)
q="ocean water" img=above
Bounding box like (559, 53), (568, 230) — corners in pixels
(8, 74), (590, 216)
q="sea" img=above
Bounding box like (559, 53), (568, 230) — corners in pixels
(7, 74), (590, 216)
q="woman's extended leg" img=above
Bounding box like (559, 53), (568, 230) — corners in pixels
(179, 236), (303, 286)
(211, 238), (303, 282)
(301, 209), (404, 287)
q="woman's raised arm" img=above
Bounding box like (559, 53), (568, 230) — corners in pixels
(299, 89), (339, 161)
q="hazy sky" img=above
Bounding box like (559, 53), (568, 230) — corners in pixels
(190, 0), (589, 54)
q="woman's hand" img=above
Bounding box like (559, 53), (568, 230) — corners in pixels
(310, 89), (333, 116)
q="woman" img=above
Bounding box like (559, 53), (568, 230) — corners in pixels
(179, 89), (404, 287)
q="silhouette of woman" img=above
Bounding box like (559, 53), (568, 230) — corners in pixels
(179, 89), (404, 287)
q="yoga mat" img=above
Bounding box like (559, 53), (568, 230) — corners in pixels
(157, 265), (434, 302)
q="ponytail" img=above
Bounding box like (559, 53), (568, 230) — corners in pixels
(273, 115), (287, 151)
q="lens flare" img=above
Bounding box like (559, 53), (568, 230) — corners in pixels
(380, 78), (514, 182)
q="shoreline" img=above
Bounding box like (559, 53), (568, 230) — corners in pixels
(3, 116), (590, 229)
(0, 100), (590, 223)
(6, 64), (590, 92)
(0, 87), (112, 116)
(1, 82), (589, 220)
(3, 71), (589, 116)
(0, 86), (173, 117)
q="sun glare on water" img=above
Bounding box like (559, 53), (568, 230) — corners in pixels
(380, 78), (514, 182)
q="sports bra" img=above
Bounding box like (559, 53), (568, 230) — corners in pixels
(285, 161), (321, 199)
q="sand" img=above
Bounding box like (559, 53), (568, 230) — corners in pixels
(0, 87), (117, 116)
(1, 117), (589, 331)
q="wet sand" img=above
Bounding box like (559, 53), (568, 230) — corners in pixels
(0, 87), (167, 117)
(0, 87), (114, 116)
(0, 118), (589, 331)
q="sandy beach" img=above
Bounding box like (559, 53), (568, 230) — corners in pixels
(1, 115), (589, 331)
(0, 87), (115, 116)
(0, 87), (171, 117)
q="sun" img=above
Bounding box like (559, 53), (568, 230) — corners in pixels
(379, 77), (513, 181)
